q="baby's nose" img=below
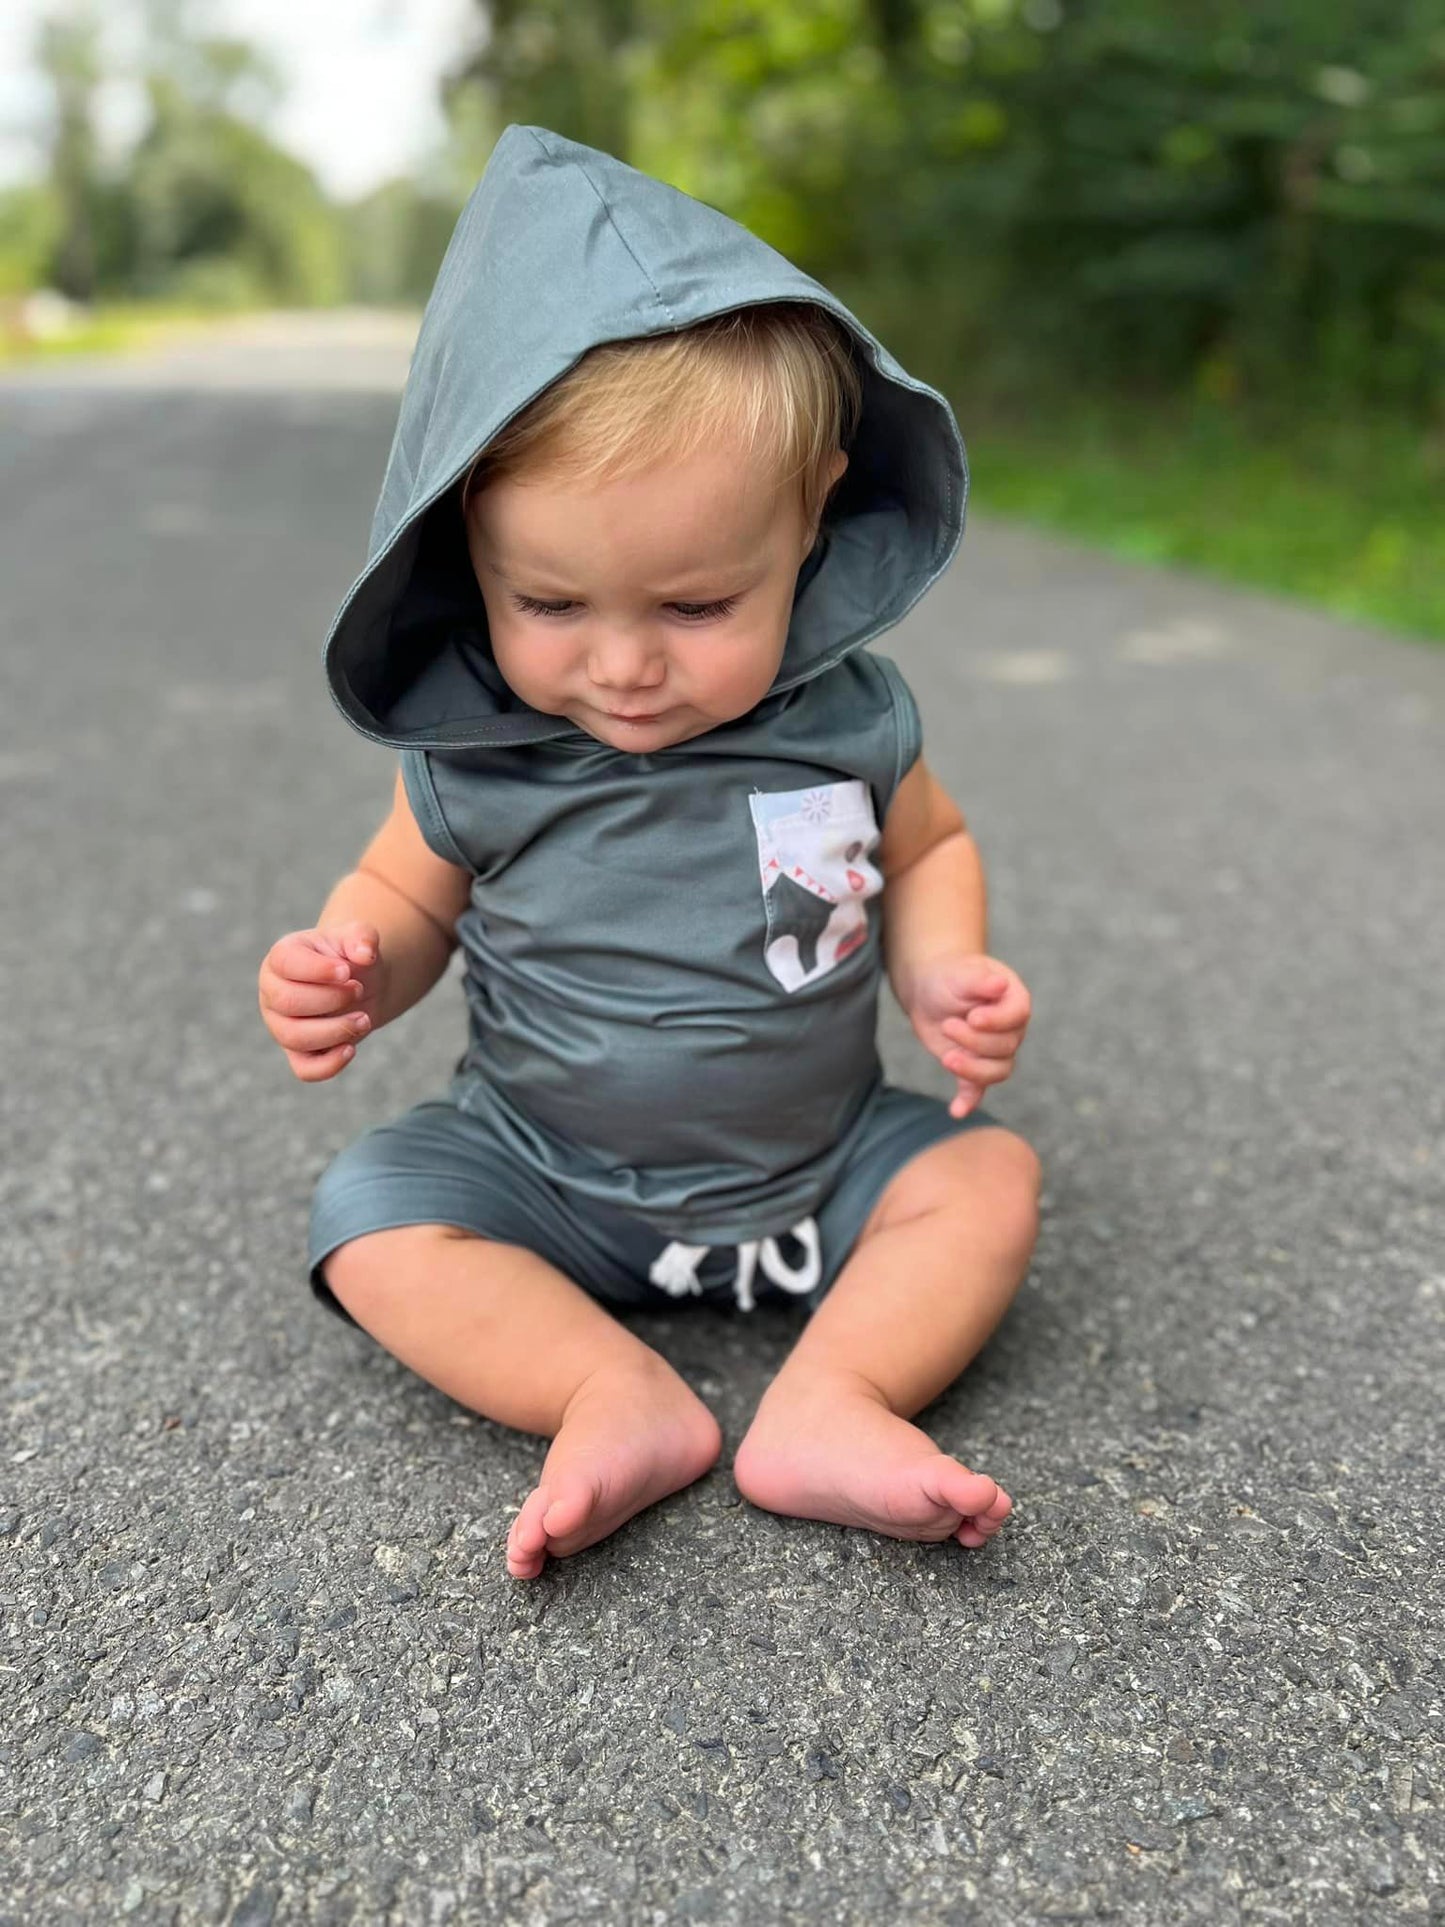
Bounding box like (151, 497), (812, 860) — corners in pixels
(587, 635), (666, 690)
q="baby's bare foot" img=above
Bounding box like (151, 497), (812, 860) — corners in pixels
(732, 1366), (1011, 1549)
(506, 1356), (722, 1580)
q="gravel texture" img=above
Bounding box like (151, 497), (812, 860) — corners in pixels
(2, 320), (1442, 1924)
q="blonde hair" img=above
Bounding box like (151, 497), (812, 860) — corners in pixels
(460, 300), (862, 540)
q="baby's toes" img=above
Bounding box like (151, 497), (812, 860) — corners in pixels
(539, 1475), (603, 1552)
(506, 1486), (553, 1578)
(921, 1459), (1000, 1524)
(985, 1487), (1013, 1527)
(954, 1487), (1013, 1549)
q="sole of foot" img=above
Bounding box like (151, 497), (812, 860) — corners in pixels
(506, 1361), (722, 1580)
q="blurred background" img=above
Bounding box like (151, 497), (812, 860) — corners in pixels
(3, 0), (1443, 640)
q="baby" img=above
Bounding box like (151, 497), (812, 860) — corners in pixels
(257, 126), (1041, 1580)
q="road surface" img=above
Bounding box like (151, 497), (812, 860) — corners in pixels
(2, 313), (1441, 1924)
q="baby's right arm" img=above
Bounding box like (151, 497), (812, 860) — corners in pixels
(258, 766), (474, 1082)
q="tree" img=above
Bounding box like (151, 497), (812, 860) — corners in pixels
(448, 0), (638, 169)
(35, 6), (104, 301)
(449, 0), (1445, 412)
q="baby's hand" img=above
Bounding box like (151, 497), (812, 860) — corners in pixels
(258, 921), (384, 1083)
(905, 952), (1032, 1120)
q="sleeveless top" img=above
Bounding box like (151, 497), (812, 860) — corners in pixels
(403, 648), (922, 1240)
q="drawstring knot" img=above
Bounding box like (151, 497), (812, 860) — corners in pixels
(648, 1217), (821, 1312)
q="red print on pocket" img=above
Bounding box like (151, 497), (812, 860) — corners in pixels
(750, 778), (883, 993)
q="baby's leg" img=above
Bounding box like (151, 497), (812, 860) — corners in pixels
(323, 1227), (721, 1578)
(732, 1127), (1040, 1547)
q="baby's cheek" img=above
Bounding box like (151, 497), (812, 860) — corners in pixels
(492, 630), (565, 707)
(692, 634), (786, 716)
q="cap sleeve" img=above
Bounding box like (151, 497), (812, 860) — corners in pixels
(870, 653), (923, 815)
(399, 748), (472, 871)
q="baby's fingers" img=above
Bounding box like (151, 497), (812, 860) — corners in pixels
(940, 1016), (1015, 1059)
(266, 929), (365, 989)
(284, 1040), (359, 1084)
(949, 1079), (986, 1120)
(942, 1046), (1013, 1087)
(964, 986), (1030, 1033)
(260, 968), (365, 1021)
(270, 1001), (372, 1051)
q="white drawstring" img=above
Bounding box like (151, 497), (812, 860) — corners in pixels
(646, 1241), (712, 1299)
(647, 1217), (822, 1312)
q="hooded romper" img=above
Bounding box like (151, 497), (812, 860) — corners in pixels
(307, 125), (1004, 1328)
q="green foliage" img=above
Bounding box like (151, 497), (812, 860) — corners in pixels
(627, 4), (901, 268)
(25, 6), (344, 309)
(0, 185), (61, 298)
(340, 181), (463, 307)
(962, 393), (1445, 640)
(125, 70), (344, 305)
(36, 8), (104, 299)
(452, 0), (1445, 415)
(917, 0), (1445, 415)
(451, 0), (636, 165)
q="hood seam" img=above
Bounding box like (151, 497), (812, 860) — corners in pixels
(529, 126), (677, 330)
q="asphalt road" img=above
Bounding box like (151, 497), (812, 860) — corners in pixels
(2, 314), (1442, 1925)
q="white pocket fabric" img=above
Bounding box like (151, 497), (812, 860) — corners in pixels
(748, 780), (884, 993)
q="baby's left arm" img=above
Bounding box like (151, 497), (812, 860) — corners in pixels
(877, 757), (1032, 1119)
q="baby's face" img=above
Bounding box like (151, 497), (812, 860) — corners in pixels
(464, 435), (846, 753)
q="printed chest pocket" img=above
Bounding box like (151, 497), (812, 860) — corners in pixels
(748, 780), (884, 993)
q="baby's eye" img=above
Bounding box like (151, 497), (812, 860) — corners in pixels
(671, 597), (738, 622)
(510, 594), (739, 622)
(511, 595), (575, 619)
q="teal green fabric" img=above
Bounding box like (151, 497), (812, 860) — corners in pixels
(320, 124), (971, 1242)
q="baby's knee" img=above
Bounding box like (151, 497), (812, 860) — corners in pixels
(993, 1129), (1043, 1209)
(951, 1126), (1042, 1257)
(866, 1124), (1040, 1261)
(322, 1222), (483, 1318)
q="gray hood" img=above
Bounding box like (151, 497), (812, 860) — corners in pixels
(323, 122), (968, 751)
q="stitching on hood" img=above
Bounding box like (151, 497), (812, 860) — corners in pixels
(529, 125), (676, 330)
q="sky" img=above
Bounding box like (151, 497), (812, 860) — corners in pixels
(0, 0), (483, 198)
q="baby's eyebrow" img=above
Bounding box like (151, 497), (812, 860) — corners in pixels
(491, 559), (766, 596)
(487, 561), (572, 589)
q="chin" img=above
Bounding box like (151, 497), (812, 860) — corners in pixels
(594, 717), (683, 747)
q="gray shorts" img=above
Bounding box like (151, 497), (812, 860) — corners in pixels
(307, 1080), (1005, 1332)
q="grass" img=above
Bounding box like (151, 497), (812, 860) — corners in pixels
(0, 299), (253, 366)
(957, 395), (1445, 645)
